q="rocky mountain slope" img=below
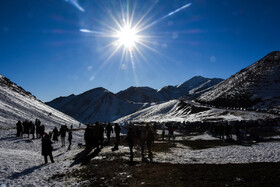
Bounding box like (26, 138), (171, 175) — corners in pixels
(47, 87), (143, 123)
(198, 51), (280, 112)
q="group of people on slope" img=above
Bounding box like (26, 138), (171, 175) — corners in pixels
(16, 119), (45, 139)
(15, 119), (74, 165)
(41, 125), (74, 164)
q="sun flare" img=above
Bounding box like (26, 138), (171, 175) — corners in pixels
(116, 25), (139, 50)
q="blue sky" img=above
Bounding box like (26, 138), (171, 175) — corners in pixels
(1, 0), (280, 102)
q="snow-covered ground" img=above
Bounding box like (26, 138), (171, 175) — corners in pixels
(154, 141), (280, 164)
(1, 128), (280, 186)
(0, 129), (84, 186)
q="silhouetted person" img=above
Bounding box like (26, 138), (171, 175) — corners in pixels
(60, 125), (68, 147)
(84, 124), (92, 150)
(127, 127), (135, 163)
(146, 125), (155, 162)
(30, 121), (35, 139)
(35, 119), (41, 138)
(161, 129), (165, 141)
(113, 123), (121, 150)
(23, 120), (30, 138)
(168, 125), (175, 141)
(139, 127), (147, 161)
(39, 124), (45, 138)
(67, 126), (73, 150)
(16, 121), (22, 137)
(92, 123), (100, 150)
(98, 124), (104, 148)
(52, 127), (59, 142)
(42, 133), (54, 164)
(105, 123), (113, 145)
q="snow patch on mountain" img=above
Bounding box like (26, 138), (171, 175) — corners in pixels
(115, 99), (278, 123)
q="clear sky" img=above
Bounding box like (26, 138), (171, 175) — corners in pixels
(1, 0), (280, 102)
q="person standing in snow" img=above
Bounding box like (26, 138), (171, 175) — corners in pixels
(161, 129), (165, 141)
(42, 133), (54, 164)
(52, 127), (59, 142)
(60, 125), (68, 147)
(67, 125), (73, 150)
(146, 125), (155, 162)
(35, 119), (41, 138)
(98, 123), (104, 149)
(139, 126), (147, 161)
(30, 121), (35, 139)
(126, 127), (135, 163)
(113, 123), (121, 150)
(84, 124), (92, 150)
(168, 125), (175, 141)
(16, 121), (22, 137)
(105, 123), (113, 145)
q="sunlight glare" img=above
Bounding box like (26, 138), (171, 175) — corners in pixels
(116, 25), (139, 50)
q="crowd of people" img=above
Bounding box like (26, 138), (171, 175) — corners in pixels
(15, 117), (280, 165)
(84, 122), (156, 162)
(15, 119), (74, 164)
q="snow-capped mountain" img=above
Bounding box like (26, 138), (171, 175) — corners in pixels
(198, 51), (280, 111)
(46, 87), (143, 123)
(117, 86), (164, 103)
(0, 75), (79, 129)
(47, 76), (222, 123)
(117, 76), (223, 103)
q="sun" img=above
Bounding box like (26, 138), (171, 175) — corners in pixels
(115, 24), (139, 50)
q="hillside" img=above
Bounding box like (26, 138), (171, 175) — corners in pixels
(0, 75), (80, 129)
(198, 51), (280, 112)
(47, 87), (143, 123)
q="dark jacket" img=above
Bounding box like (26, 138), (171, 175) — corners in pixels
(42, 135), (53, 156)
